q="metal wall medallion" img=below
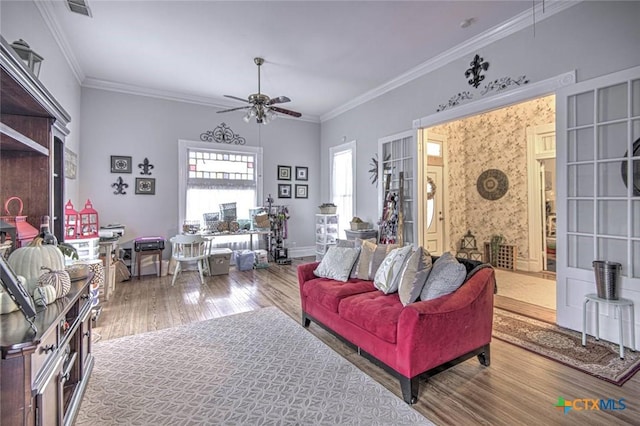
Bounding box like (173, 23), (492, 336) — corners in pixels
(200, 123), (246, 145)
(477, 169), (509, 200)
(621, 137), (640, 196)
(465, 54), (489, 89)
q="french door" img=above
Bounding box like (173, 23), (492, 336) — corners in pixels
(556, 66), (640, 339)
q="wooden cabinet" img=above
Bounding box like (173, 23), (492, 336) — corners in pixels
(0, 36), (71, 245)
(0, 276), (94, 425)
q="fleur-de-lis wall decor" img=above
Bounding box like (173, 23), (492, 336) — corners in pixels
(465, 54), (489, 89)
(111, 176), (128, 195)
(138, 157), (154, 175)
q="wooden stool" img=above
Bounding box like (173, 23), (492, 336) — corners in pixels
(136, 249), (164, 279)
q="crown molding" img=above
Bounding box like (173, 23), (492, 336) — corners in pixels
(82, 78), (321, 123)
(34, 0), (85, 84)
(320, 0), (581, 122)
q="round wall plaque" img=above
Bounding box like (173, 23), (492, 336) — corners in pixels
(477, 169), (509, 200)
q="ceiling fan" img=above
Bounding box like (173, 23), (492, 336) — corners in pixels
(217, 57), (302, 124)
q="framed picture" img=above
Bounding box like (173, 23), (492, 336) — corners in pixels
(135, 177), (156, 195)
(278, 183), (291, 198)
(0, 255), (37, 319)
(296, 166), (308, 181)
(111, 155), (132, 173)
(295, 184), (308, 199)
(65, 147), (77, 179)
(278, 165), (292, 180)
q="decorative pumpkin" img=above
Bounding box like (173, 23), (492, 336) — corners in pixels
(0, 288), (19, 314)
(37, 267), (71, 299)
(8, 237), (66, 292)
(33, 284), (57, 307)
(1, 275), (28, 314)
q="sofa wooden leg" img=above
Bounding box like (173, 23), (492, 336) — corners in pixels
(301, 314), (311, 328)
(400, 376), (419, 404)
(477, 344), (491, 366)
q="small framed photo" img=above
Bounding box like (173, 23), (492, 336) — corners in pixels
(278, 165), (292, 180)
(278, 183), (292, 198)
(296, 166), (308, 181)
(111, 155), (132, 173)
(295, 184), (308, 199)
(135, 177), (156, 195)
(0, 255), (37, 319)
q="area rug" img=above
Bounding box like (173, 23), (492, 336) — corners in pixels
(76, 307), (431, 425)
(493, 308), (640, 385)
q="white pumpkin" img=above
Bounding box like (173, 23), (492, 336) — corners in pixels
(8, 237), (65, 292)
(0, 288), (19, 314)
(32, 284), (57, 307)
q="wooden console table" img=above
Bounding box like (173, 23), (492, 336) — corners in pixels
(0, 275), (94, 425)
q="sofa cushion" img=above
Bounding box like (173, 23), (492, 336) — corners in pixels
(339, 291), (404, 344)
(421, 252), (467, 301)
(354, 240), (399, 280)
(398, 247), (432, 306)
(313, 246), (360, 282)
(373, 245), (413, 294)
(303, 278), (376, 313)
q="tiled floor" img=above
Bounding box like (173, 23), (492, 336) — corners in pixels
(494, 268), (556, 310)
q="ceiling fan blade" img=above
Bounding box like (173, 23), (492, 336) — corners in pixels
(267, 96), (291, 105)
(224, 95), (250, 103)
(270, 106), (302, 118)
(217, 106), (251, 113)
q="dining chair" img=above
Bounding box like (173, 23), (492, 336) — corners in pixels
(170, 234), (210, 285)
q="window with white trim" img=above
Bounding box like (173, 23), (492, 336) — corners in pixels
(330, 141), (356, 235)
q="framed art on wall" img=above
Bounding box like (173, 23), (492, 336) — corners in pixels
(111, 155), (132, 173)
(295, 184), (308, 198)
(295, 166), (308, 181)
(135, 178), (156, 195)
(278, 165), (292, 180)
(278, 183), (291, 198)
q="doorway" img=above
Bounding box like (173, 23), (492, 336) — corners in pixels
(422, 133), (446, 255)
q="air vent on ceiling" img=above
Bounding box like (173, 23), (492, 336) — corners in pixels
(66, 0), (92, 17)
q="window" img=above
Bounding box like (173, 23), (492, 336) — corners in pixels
(330, 141), (356, 235)
(178, 140), (262, 229)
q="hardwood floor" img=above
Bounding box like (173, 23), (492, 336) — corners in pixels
(94, 258), (640, 425)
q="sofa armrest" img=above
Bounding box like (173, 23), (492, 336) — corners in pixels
(395, 267), (495, 376)
(297, 262), (320, 286)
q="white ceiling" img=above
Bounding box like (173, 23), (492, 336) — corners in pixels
(42, 1), (541, 122)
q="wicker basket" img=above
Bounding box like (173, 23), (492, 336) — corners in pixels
(350, 222), (370, 231)
(319, 206), (337, 214)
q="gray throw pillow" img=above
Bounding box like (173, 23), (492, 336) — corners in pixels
(398, 247), (432, 306)
(373, 245), (413, 294)
(421, 252), (466, 301)
(313, 246), (361, 282)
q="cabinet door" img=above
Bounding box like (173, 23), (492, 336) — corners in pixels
(35, 355), (65, 426)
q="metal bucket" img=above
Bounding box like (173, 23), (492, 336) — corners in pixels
(592, 260), (622, 300)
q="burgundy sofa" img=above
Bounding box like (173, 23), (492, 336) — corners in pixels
(297, 257), (495, 404)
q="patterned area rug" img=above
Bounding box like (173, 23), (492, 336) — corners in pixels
(493, 308), (640, 385)
(76, 307), (431, 425)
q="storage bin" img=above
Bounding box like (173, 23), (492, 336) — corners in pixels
(235, 249), (256, 271)
(208, 248), (232, 275)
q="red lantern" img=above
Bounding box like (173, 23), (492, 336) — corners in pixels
(79, 199), (99, 238)
(64, 200), (79, 240)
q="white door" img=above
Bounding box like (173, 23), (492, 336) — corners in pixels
(424, 166), (444, 254)
(556, 65), (640, 341)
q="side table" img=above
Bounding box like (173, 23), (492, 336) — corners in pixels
(581, 293), (636, 359)
(136, 249), (164, 279)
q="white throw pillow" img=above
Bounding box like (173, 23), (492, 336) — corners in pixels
(313, 246), (361, 282)
(420, 252), (466, 301)
(398, 247), (432, 306)
(373, 245), (413, 294)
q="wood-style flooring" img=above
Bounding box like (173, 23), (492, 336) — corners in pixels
(94, 258), (639, 425)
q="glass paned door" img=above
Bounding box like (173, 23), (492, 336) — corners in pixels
(557, 65), (640, 333)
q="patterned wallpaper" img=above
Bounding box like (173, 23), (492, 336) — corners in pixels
(428, 95), (555, 261)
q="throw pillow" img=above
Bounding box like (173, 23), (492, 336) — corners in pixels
(373, 245), (413, 294)
(336, 239), (355, 248)
(420, 252), (467, 301)
(398, 247), (432, 306)
(354, 240), (399, 280)
(313, 246), (360, 282)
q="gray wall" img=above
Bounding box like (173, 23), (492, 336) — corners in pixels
(80, 88), (320, 252)
(320, 1), (640, 220)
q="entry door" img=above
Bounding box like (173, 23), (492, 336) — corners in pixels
(556, 65), (640, 335)
(424, 166), (443, 254)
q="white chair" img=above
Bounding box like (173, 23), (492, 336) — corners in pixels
(170, 234), (210, 285)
